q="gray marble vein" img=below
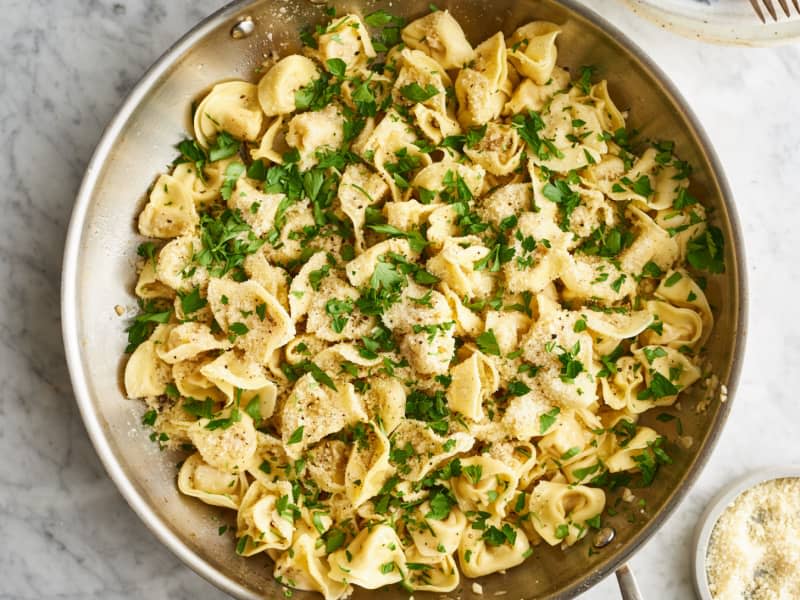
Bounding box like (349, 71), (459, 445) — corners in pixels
(0, 0), (799, 599)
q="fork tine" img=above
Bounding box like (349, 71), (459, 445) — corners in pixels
(777, 0), (791, 16)
(749, 0), (767, 20)
(761, 0), (779, 20)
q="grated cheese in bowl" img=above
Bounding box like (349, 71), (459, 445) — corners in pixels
(705, 477), (800, 599)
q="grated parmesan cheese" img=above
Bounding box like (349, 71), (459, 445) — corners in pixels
(706, 477), (800, 600)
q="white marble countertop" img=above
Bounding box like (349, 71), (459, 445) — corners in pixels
(1, 1), (798, 598)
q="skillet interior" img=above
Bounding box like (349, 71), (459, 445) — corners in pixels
(61, 0), (746, 598)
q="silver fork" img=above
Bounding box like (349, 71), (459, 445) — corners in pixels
(749, 0), (800, 22)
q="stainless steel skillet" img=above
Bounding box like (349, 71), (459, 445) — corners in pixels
(61, 0), (747, 598)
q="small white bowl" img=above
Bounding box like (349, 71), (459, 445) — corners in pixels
(692, 466), (800, 599)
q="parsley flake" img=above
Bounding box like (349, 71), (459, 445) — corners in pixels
(539, 407), (560, 434)
(400, 82), (439, 103)
(476, 329), (501, 356)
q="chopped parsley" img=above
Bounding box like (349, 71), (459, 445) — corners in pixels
(440, 124), (487, 152)
(611, 274), (627, 293)
(205, 404), (241, 430)
(641, 261), (663, 278)
(674, 187), (698, 210)
(405, 389), (449, 434)
(325, 57), (347, 78)
(235, 535), (250, 555)
(193, 209), (265, 279)
(367, 223), (427, 252)
(379, 561), (395, 574)
(555, 342), (584, 383)
(576, 65), (597, 95)
(137, 241), (157, 266)
(124, 300), (171, 353)
(506, 290), (534, 317)
(177, 287), (207, 316)
(687, 226), (725, 274)
(482, 523), (517, 547)
(142, 409), (157, 426)
(357, 259), (404, 315)
(399, 82), (439, 103)
(664, 271), (683, 287)
(512, 110), (563, 161)
(572, 461), (602, 481)
(325, 298), (354, 333)
(227, 321), (249, 341)
(642, 346), (667, 364)
(276, 494), (301, 522)
(287, 426), (304, 445)
(364, 8), (400, 27)
(208, 131), (241, 162)
(308, 264), (331, 291)
(561, 446), (580, 461)
(174, 138), (207, 179)
(474, 238), (515, 272)
(506, 380), (531, 397)
(295, 72), (340, 112)
(476, 329), (501, 356)
(539, 407), (560, 434)
(183, 398), (216, 419)
(637, 371), (679, 400)
(323, 528), (346, 554)
(220, 162), (245, 201)
(303, 361), (337, 391)
(586, 514), (602, 529)
(244, 395), (262, 422)
(542, 178), (581, 231)
(412, 321), (454, 342)
(282, 360), (338, 391)
(578, 224), (633, 258)
(633, 437), (672, 486)
(426, 486), (457, 520)
(383, 148), (423, 189)
(364, 9), (405, 53)
(463, 464), (483, 485)
(410, 290), (433, 306)
(620, 175), (653, 198)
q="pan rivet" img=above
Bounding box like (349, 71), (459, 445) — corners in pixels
(593, 527), (616, 548)
(230, 17), (255, 39)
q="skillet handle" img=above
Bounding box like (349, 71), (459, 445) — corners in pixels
(615, 564), (643, 600)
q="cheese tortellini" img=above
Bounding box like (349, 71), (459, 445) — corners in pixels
(123, 7), (724, 600)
